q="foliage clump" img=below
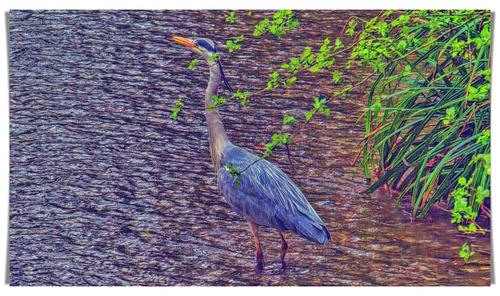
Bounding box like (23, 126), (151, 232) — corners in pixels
(226, 11), (237, 24)
(226, 35), (245, 53)
(263, 133), (292, 159)
(355, 11), (491, 238)
(253, 10), (300, 38)
(226, 163), (242, 187)
(187, 59), (198, 71)
(305, 97), (331, 122)
(283, 114), (295, 125)
(170, 97), (185, 121)
(459, 242), (475, 263)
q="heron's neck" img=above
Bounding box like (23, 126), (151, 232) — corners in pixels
(205, 63), (229, 170)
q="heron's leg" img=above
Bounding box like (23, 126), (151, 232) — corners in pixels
(248, 221), (264, 271)
(279, 232), (288, 271)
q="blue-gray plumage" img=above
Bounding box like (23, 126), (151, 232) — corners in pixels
(218, 143), (331, 245)
(172, 35), (331, 271)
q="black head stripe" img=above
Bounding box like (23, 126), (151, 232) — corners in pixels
(195, 38), (217, 52)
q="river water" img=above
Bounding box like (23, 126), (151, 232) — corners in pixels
(9, 10), (490, 286)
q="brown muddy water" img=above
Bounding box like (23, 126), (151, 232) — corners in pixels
(9, 10), (490, 286)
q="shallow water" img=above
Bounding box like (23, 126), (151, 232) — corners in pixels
(9, 10), (490, 286)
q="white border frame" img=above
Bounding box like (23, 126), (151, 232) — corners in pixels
(0, 1), (498, 295)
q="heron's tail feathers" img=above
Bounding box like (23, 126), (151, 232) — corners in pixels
(294, 216), (331, 245)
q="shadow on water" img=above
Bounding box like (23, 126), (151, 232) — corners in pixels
(9, 10), (490, 285)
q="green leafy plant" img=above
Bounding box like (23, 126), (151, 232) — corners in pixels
(207, 91), (251, 110)
(209, 52), (221, 62)
(253, 10), (300, 38)
(442, 107), (456, 126)
(187, 59), (198, 71)
(266, 71), (282, 89)
(170, 97), (185, 121)
(459, 242), (475, 263)
(208, 95), (227, 110)
(226, 11), (237, 24)
(283, 114), (295, 125)
(352, 11), (491, 236)
(263, 133), (292, 159)
(332, 70), (342, 83)
(226, 35), (245, 53)
(233, 89), (250, 106)
(226, 163), (242, 187)
(346, 19), (358, 37)
(305, 97), (331, 122)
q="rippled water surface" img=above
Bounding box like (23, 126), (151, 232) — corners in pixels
(9, 10), (490, 286)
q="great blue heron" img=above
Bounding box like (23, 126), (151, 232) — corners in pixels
(172, 36), (331, 271)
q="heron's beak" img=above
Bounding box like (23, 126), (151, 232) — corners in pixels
(172, 36), (196, 49)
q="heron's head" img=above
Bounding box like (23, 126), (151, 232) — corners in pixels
(172, 36), (219, 62)
(172, 35), (233, 92)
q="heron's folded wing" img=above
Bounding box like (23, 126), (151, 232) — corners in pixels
(219, 145), (324, 225)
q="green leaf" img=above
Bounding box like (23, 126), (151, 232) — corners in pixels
(253, 18), (270, 37)
(226, 163), (242, 187)
(480, 24), (490, 45)
(300, 47), (313, 65)
(187, 59), (198, 70)
(232, 90), (250, 106)
(171, 97), (185, 121)
(442, 106), (456, 126)
(209, 52), (220, 62)
(332, 70), (342, 83)
(266, 71), (281, 89)
(346, 19), (357, 36)
(305, 110), (314, 122)
(335, 38), (344, 50)
(208, 95), (227, 110)
(477, 129), (490, 145)
(226, 11), (237, 24)
(285, 76), (297, 86)
(262, 132), (293, 158)
(283, 114), (295, 125)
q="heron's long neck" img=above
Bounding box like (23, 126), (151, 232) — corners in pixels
(205, 64), (229, 170)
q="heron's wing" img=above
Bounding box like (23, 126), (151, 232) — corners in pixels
(218, 144), (329, 242)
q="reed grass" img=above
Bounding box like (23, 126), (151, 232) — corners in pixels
(359, 10), (491, 232)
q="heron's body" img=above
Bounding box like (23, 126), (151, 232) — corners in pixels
(173, 36), (331, 270)
(218, 143), (330, 244)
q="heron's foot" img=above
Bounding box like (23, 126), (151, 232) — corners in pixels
(280, 260), (287, 271)
(256, 260), (264, 271)
(255, 251), (264, 271)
